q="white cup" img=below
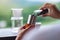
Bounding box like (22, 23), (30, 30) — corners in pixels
(11, 8), (23, 17)
(35, 22), (41, 30)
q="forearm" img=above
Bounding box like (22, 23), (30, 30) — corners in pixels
(15, 32), (23, 40)
(15, 30), (26, 40)
(15, 29), (27, 40)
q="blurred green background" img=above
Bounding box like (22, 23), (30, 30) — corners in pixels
(0, 0), (60, 28)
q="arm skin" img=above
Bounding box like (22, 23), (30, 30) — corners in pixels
(15, 29), (27, 40)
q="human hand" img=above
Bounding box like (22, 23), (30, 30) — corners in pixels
(15, 24), (35, 40)
(40, 3), (60, 19)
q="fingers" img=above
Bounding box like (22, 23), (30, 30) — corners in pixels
(20, 24), (35, 31)
(20, 24), (29, 30)
(40, 3), (56, 17)
(40, 3), (55, 9)
(25, 24), (35, 30)
(41, 13), (48, 17)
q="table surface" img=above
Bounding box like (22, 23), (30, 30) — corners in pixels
(0, 20), (60, 38)
(0, 27), (19, 37)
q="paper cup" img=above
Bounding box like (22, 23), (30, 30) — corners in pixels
(35, 22), (41, 29)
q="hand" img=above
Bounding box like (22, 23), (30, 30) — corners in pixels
(15, 24), (35, 40)
(40, 3), (60, 19)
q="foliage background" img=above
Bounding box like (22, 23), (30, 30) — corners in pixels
(0, 0), (60, 28)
